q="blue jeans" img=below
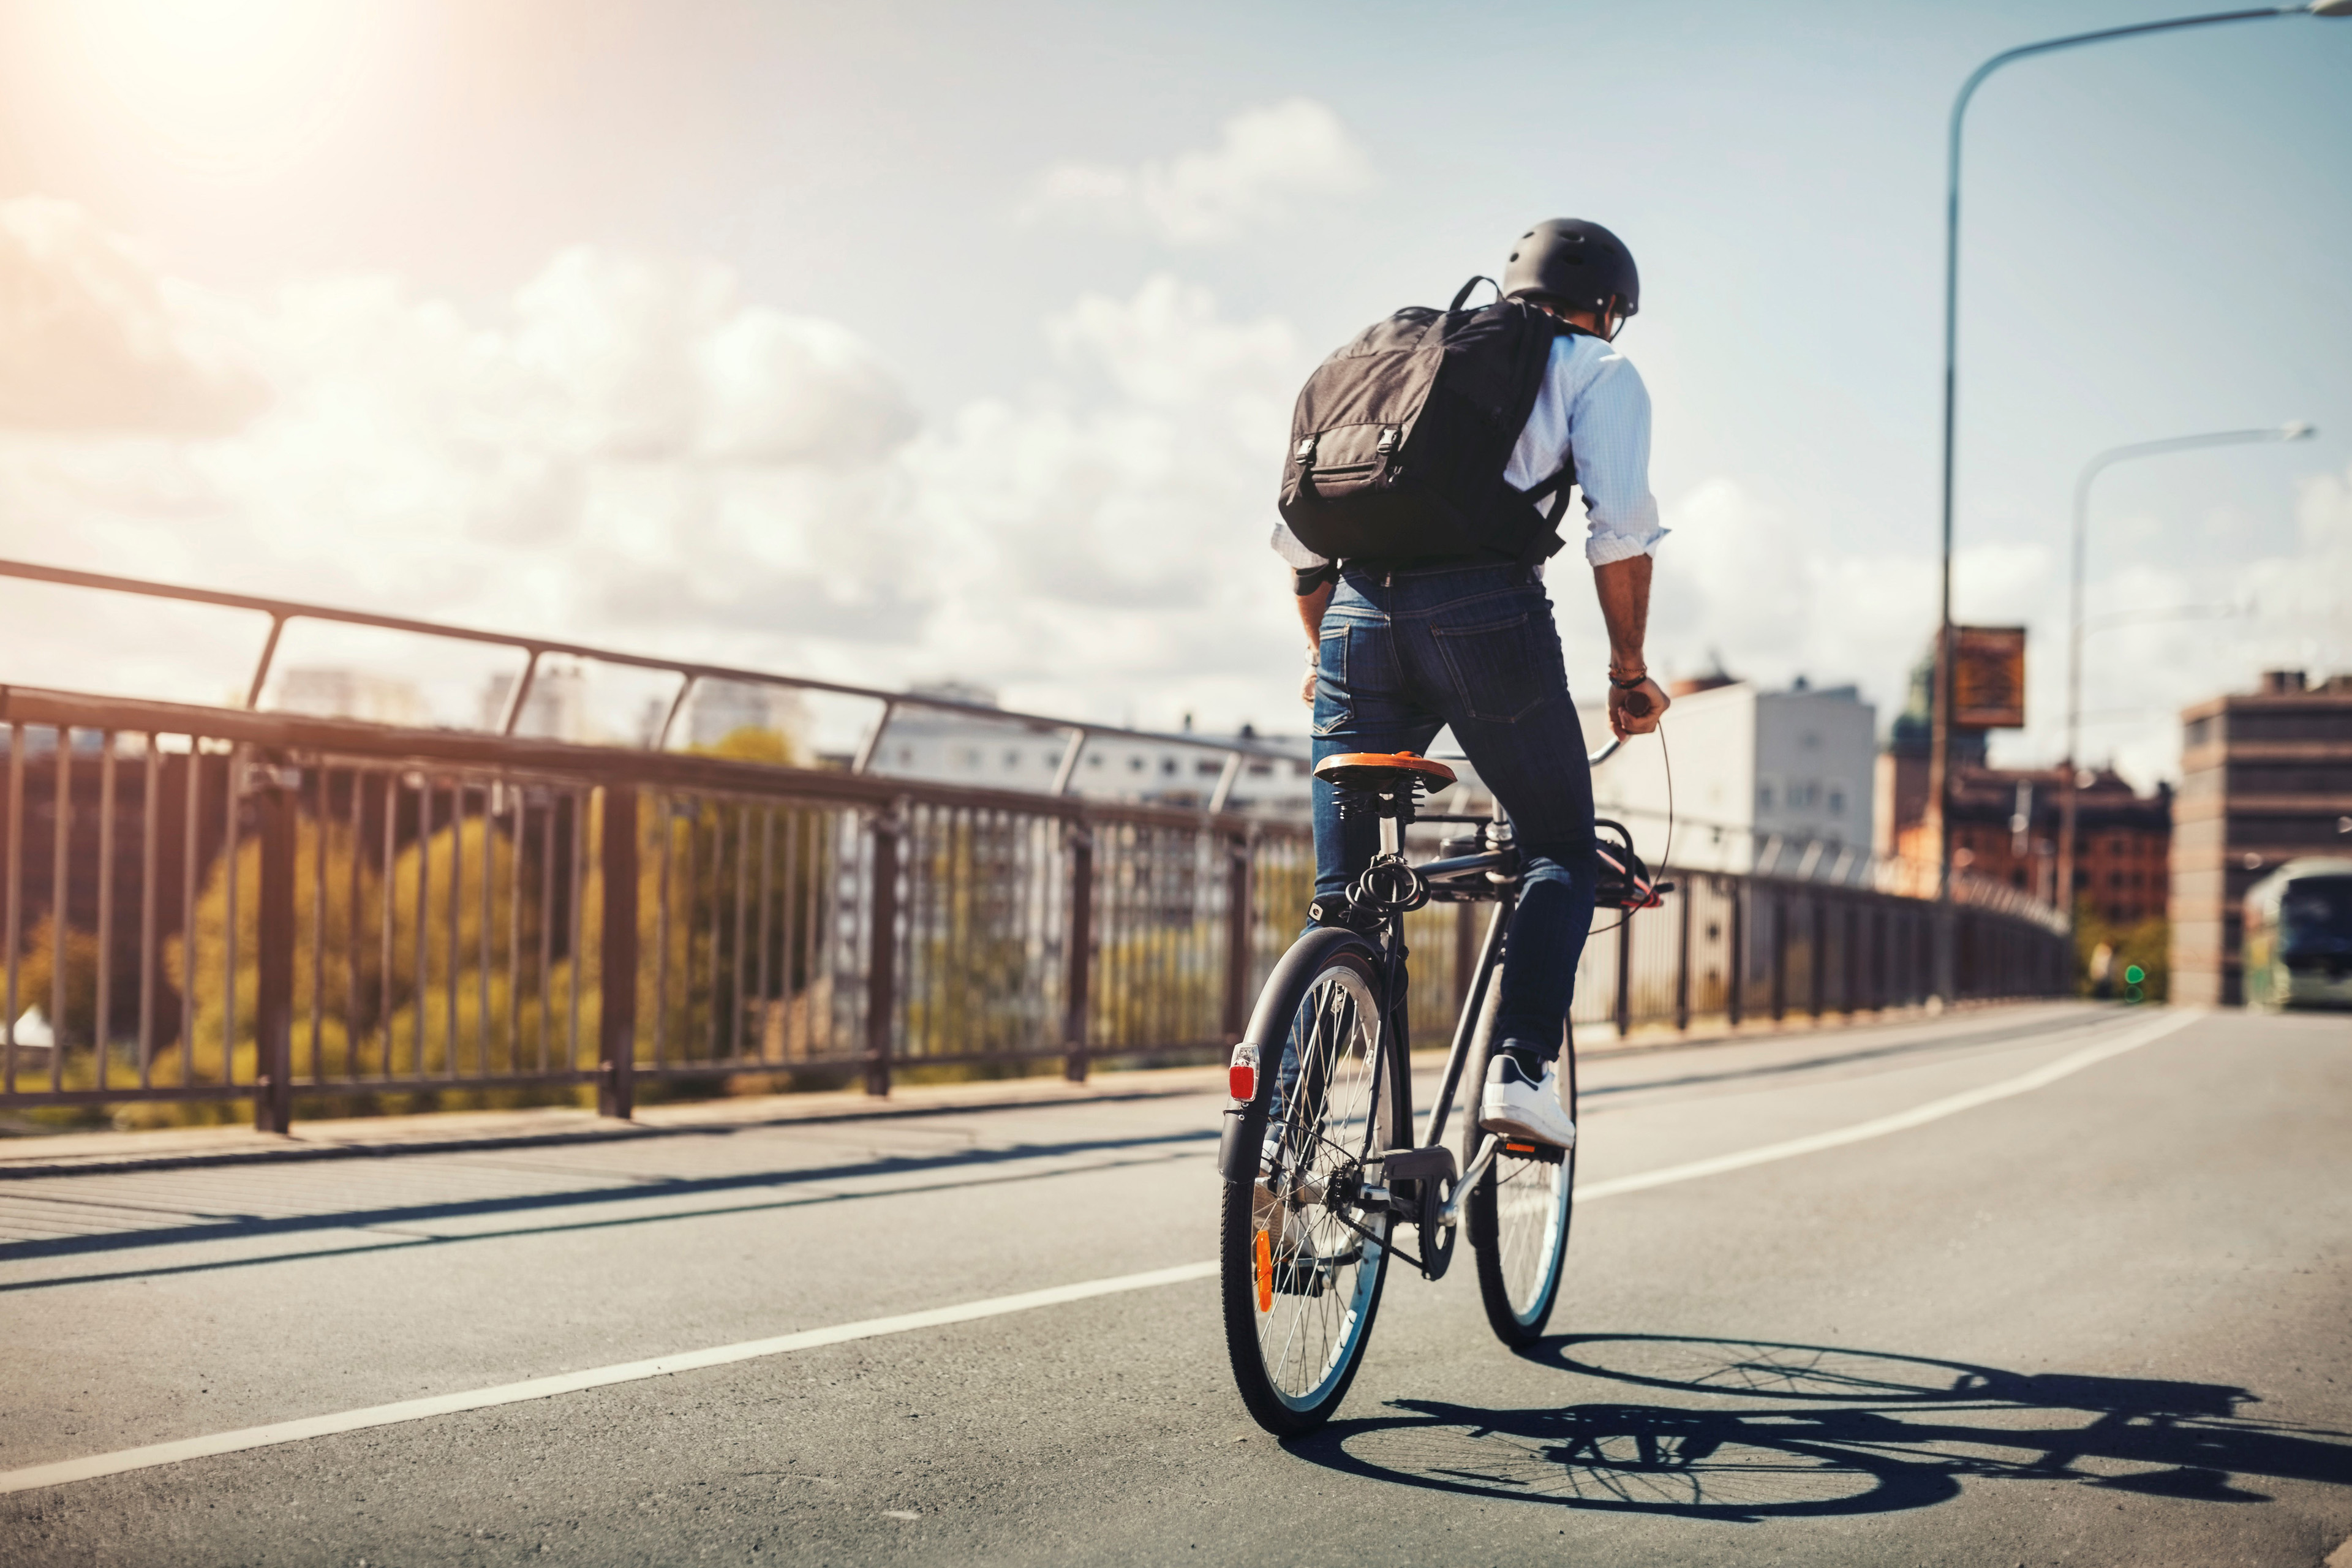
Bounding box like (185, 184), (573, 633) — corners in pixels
(1312, 563), (1598, 1063)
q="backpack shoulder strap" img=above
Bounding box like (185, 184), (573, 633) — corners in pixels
(1447, 274), (1503, 313)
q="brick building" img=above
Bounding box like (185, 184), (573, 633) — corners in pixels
(1876, 650), (2169, 920)
(2172, 671), (2352, 1006)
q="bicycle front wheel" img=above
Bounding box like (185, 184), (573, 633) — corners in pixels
(1219, 940), (1401, 1436)
(1469, 1035), (1575, 1346)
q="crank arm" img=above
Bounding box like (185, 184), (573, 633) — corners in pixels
(1438, 1134), (1502, 1229)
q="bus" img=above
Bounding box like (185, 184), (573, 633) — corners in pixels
(2243, 857), (2352, 1011)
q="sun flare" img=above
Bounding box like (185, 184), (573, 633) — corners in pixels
(58, 0), (385, 178)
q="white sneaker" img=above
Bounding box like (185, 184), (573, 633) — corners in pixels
(1479, 1054), (1577, 1149)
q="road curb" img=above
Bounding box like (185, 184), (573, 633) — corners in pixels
(0, 1000), (2113, 1181)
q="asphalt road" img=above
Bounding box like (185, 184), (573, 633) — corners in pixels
(2, 1002), (2348, 1566)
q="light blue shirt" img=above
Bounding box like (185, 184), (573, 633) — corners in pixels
(1272, 329), (1665, 571)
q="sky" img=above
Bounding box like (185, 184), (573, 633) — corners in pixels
(0, 0), (2345, 783)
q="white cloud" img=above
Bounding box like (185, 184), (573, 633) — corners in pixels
(0, 205), (1316, 736)
(1021, 99), (1373, 244)
(1648, 469), (2352, 793)
(0, 196), (266, 434)
(23, 196), (2325, 760)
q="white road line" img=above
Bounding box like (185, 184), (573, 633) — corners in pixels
(0, 1262), (1216, 1495)
(0, 1008), (2199, 1496)
(1574, 1008), (2202, 1201)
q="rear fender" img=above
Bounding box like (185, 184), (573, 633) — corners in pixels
(1216, 926), (1382, 1185)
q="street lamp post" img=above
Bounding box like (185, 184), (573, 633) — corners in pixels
(2057, 422), (2315, 934)
(1929, 1), (2348, 999)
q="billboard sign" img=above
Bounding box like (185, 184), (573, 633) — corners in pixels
(1951, 625), (2027, 729)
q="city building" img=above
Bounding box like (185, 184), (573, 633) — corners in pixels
(1939, 766), (2171, 923)
(1877, 650), (2169, 918)
(1585, 674), (1877, 875)
(2172, 670), (2352, 1006)
(275, 668), (430, 728)
(478, 665), (592, 744)
(681, 680), (810, 754)
(859, 684), (1316, 815)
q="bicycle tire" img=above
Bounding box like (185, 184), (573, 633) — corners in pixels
(1219, 939), (1404, 1436)
(1467, 1028), (1577, 1347)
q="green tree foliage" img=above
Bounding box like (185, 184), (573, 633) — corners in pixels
(2075, 899), (2168, 1002)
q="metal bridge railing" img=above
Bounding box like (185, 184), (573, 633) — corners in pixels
(1, 682), (2071, 1132)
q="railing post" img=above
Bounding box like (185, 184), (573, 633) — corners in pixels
(1221, 830), (1252, 1046)
(1769, 889), (1788, 1023)
(1809, 892), (1827, 1020)
(1839, 898), (1855, 1015)
(864, 805), (901, 1096)
(1063, 821), (1093, 1084)
(254, 770), (296, 1135)
(598, 787), (638, 1120)
(1725, 877), (1745, 1030)
(1673, 876), (1692, 1031)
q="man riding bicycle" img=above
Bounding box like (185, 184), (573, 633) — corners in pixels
(1272, 217), (1670, 1153)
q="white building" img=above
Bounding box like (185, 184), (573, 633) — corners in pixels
(276, 668), (431, 728)
(861, 684), (1314, 814)
(682, 680), (811, 753)
(479, 665), (592, 744)
(1582, 677), (1877, 876)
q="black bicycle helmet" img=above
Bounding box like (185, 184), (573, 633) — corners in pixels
(1502, 218), (1640, 320)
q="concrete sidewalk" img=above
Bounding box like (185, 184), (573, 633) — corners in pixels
(0, 998), (2054, 1180)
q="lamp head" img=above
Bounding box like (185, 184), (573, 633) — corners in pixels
(2310, 0), (2352, 17)
(2282, 421), (2318, 440)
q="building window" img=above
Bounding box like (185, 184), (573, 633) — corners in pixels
(1758, 783), (1774, 809)
(1827, 788), (1845, 816)
(1088, 753), (1104, 769)
(1128, 756), (1144, 772)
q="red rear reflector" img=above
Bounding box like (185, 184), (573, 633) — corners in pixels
(1227, 1042), (1258, 1102)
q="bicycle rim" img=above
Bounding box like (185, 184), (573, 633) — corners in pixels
(1473, 1047), (1575, 1344)
(1221, 951), (1396, 1433)
(1485, 1146), (1572, 1328)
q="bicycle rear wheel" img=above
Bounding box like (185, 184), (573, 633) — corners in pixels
(1468, 1033), (1575, 1346)
(1219, 941), (1402, 1436)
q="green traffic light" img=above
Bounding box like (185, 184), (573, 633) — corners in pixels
(2124, 964), (2145, 985)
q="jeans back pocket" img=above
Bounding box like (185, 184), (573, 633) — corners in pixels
(1431, 611), (1554, 724)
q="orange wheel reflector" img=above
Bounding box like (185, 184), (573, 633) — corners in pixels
(1254, 1228), (1273, 1313)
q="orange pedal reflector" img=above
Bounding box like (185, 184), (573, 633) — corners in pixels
(1254, 1229), (1273, 1313)
(1503, 1142), (1536, 1155)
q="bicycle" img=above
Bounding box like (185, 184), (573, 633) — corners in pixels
(1215, 745), (1665, 1436)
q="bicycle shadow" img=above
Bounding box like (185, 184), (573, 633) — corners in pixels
(1286, 1334), (2352, 1523)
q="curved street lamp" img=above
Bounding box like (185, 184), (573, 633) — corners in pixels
(1926, 1), (2350, 995)
(2056, 422), (2315, 932)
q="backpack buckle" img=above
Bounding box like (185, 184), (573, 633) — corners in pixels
(1375, 426), (1400, 455)
(1295, 436), (1317, 469)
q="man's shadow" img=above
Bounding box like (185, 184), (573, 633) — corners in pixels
(1286, 1335), (2352, 1523)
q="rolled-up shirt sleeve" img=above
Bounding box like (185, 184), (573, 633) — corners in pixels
(1505, 334), (1667, 567)
(1570, 351), (1665, 565)
(1269, 520), (1328, 571)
